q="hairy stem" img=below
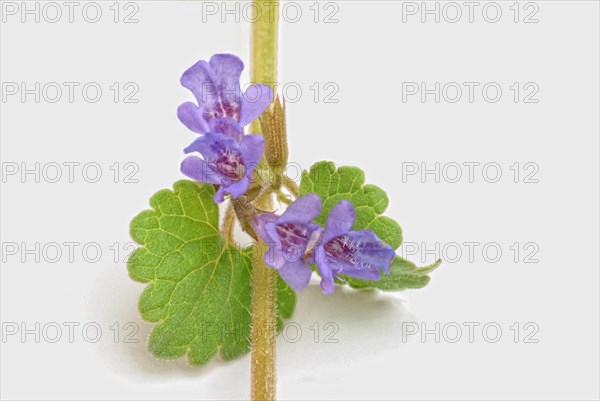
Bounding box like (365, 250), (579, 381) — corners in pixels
(250, 0), (279, 135)
(250, 198), (277, 401)
(250, 2), (279, 400)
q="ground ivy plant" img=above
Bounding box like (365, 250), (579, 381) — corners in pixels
(127, 28), (440, 400)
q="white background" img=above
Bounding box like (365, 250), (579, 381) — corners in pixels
(1, 1), (599, 400)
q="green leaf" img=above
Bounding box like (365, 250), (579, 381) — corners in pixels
(128, 180), (295, 365)
(299, 161), (402, 248)
(343, 257), (442, 291)
(300, 161), (440, 291)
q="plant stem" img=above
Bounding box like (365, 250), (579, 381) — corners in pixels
(250, 232), (277, 401)
(250, 0), (279, 135)
(250, 2), (279, 400)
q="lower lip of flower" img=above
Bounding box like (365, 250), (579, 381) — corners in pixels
(205, 105), (224, 120)
(223, 101), (240, 120)
(214, 150), (245, 182)
(275, 223), (311, 261)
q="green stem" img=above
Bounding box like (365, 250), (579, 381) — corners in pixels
(250, 0), (279, 135)
(250, 232), (277, 401)
(250, 2), (279, 400)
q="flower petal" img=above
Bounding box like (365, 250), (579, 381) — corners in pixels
(264, 222), (282, 248)
(184, 131), (236, 155)
(180, 156), (221, 185)
(323, 200), (356, 243)
(320, 274), (335, 294)
(278, 193), (322, 225)
(239, 134), (265, 169)
(214, 186), (227, 203)
(240, 84), (273, 126)
(209, 54), (244, 118)
(278, 260), (312, 291)
(207, 117), (243, 141)
(260, 220), (286, 270)
(316, 246), (337, 294)
(180, 54), (244, 122)
(264, 246), (286, 270)
(254, 213), (278, 243)
(183, 137), (211, 156)
(341, 267), (382, 281)
(346, 230), (396, 274)
(219, 177), (250, 200)
(304, 224), (322, 264)
(180, 59), (220, 115)
(177, 102), (210, 134)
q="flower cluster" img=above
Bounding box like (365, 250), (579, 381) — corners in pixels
(178, 54), (395, 293)
(255, 195), (396, 294)
(178, 54), (273, 203)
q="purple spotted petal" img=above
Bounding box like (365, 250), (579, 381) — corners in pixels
(178, 54), (275, 139)
(323, 200), (356, 243)
(259, 218), (312, 271)
(314, 201), (396, 293)
(262, 221), (313, 268)
(183, 132), (238, 170)
(278, 193), (322, 224)
(240, 84), (274, 126)
(181, 54), (243, 115)
(181, 131), (262, 203)
(278, 260), (312, 291)
(177, 102), (210, 134)
(224, 134), (264, 200)
(254, 194), (325, 291)
(316, 253), (355, 274)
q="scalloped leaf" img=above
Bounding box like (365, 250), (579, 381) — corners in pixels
(128, 180), (295, 365)
(299, 161), (402, 248)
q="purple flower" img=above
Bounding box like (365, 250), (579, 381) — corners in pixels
(177, 54), (273, 140)
(254, 194), (322, 291)
(180, 132), (264, 203)
(315, 200), (396, 294)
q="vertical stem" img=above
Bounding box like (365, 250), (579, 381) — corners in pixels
(250, 2), (279, 400)
(250, 233), (277, 401)
(250, 0), (279, 134)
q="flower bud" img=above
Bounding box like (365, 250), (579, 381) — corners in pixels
(259, 94), (288, 189)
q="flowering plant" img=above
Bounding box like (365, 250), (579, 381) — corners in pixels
(127, 9), (440, 401)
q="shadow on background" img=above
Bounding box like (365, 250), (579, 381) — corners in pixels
(89, 264), (416, 383)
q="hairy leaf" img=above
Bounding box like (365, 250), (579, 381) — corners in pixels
(128, 180), (295, 365)
(343, 257), (441, 291)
